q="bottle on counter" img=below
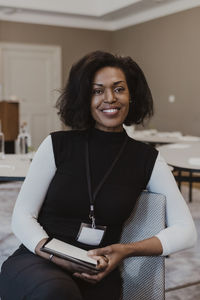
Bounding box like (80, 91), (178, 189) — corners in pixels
(16, 122), (31, 154)
(0, 119), (5, 159)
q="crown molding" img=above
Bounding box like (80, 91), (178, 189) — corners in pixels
(0, 0), (199, 31)
(113, 0), (200, 30)
(0, 0), (141, 17)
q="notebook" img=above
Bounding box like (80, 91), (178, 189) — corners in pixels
(40, 238), (98, 270)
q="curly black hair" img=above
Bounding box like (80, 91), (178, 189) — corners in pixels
(56, 50), (153, 129)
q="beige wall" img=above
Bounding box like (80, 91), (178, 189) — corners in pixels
(111, 8), (200, 135)
(0, 21), (112, 85)
(0, 7), (199, 135)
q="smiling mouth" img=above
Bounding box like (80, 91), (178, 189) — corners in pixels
(100, 107), (121, 117)
(102, 108), (119, 113)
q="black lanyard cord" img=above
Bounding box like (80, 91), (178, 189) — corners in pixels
(85, 136), (94, 211)
(85, 132), (128, 225)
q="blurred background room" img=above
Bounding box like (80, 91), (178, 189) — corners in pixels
(0, 1), (200, 299)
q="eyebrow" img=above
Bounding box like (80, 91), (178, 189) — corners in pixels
(92, 80), (125, 86)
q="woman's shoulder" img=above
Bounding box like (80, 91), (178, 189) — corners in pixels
(50, 130), (87, 151)
(50, 129), (86, 139)
(127, 135), (158, 154)
(50, 130), (87, 165)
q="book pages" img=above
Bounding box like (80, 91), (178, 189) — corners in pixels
(45, 238), (97, 266)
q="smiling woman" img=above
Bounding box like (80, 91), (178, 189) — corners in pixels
(56, 50), (153, 129)
(0, 51), (196, 300)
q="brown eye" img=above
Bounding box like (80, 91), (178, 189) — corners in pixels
(93, 89), (103, 95)
(114, 87), (125, 93)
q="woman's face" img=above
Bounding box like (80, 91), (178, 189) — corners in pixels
(90, 67), (130, 132)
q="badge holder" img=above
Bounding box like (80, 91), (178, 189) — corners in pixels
(77, 223), (106, 246)
(77, 204), (106, 246)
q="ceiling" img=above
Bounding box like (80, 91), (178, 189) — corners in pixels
(0, 0), (199, 31)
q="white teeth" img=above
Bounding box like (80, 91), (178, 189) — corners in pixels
(102, 109), (118, 113)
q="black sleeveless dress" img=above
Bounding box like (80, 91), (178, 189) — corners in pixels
(0, 128), (158, 300)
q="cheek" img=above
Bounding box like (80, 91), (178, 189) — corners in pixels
(90, 98), (99, 119)
(91, 96), (100, 107)
(123, 101), (130, 113)
(90, 96), (102, 112)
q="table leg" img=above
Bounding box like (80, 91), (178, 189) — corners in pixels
(189, 171), (193, 202)
(178, 170), (182, 191)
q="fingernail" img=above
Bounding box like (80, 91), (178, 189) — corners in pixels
(88, 250), (94, 255)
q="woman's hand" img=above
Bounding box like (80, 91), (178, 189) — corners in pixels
(73, 244), (126, 284)
(73, 236), (163, 283)
(52, 253), (108, 276)
(35, 238), (108, 276)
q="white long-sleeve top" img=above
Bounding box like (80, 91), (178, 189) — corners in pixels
(11, 135), (197, 256)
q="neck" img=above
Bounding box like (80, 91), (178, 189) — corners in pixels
(94, 124), (124, 133)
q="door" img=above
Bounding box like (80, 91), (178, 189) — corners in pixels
(0, 42), (62, 149)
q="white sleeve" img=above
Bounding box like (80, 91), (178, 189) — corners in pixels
(11, 135), (56, 253)
(147, 152), (197, 256)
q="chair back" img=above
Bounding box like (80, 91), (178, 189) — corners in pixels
(120, 191), (166, 300)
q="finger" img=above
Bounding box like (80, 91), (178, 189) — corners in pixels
(81, 271), (106, 283)
(78, 266), (99, 275)
(73, 272), (81, 278)
(102, 255), (109, 263)
(93, 256), (108, 270)
(88, 247), (110, 257)
(73, 273), (97, 284)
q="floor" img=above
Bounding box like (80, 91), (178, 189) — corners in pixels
(0, 181), (200, 299)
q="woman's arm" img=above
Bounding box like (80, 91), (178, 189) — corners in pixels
(74, 152), (197, 283)
(11, 135), (56, 253)
(12, 135), (108, 275)
(147, 152), (197, 256)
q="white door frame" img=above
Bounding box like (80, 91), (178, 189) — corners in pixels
(0, 42), (62, 147)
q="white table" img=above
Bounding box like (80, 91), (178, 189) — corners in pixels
(157, 143), (200, 171)
(0, 154), (30, 181)
(157, 143), (200, 202)
(130, 132), (200, 146)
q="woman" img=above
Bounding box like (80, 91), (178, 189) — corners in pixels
(0, 51), (197, 300)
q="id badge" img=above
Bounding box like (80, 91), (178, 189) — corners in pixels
(77, 223), (106, 246)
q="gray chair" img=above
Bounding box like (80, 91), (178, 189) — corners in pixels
(120, 191), (166, 300)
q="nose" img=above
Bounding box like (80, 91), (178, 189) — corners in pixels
(104, 88), (116, 103)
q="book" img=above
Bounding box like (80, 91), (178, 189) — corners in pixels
(40, 238), (98, 270)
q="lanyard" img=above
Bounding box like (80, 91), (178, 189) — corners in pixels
(85, 131), (128, 228)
